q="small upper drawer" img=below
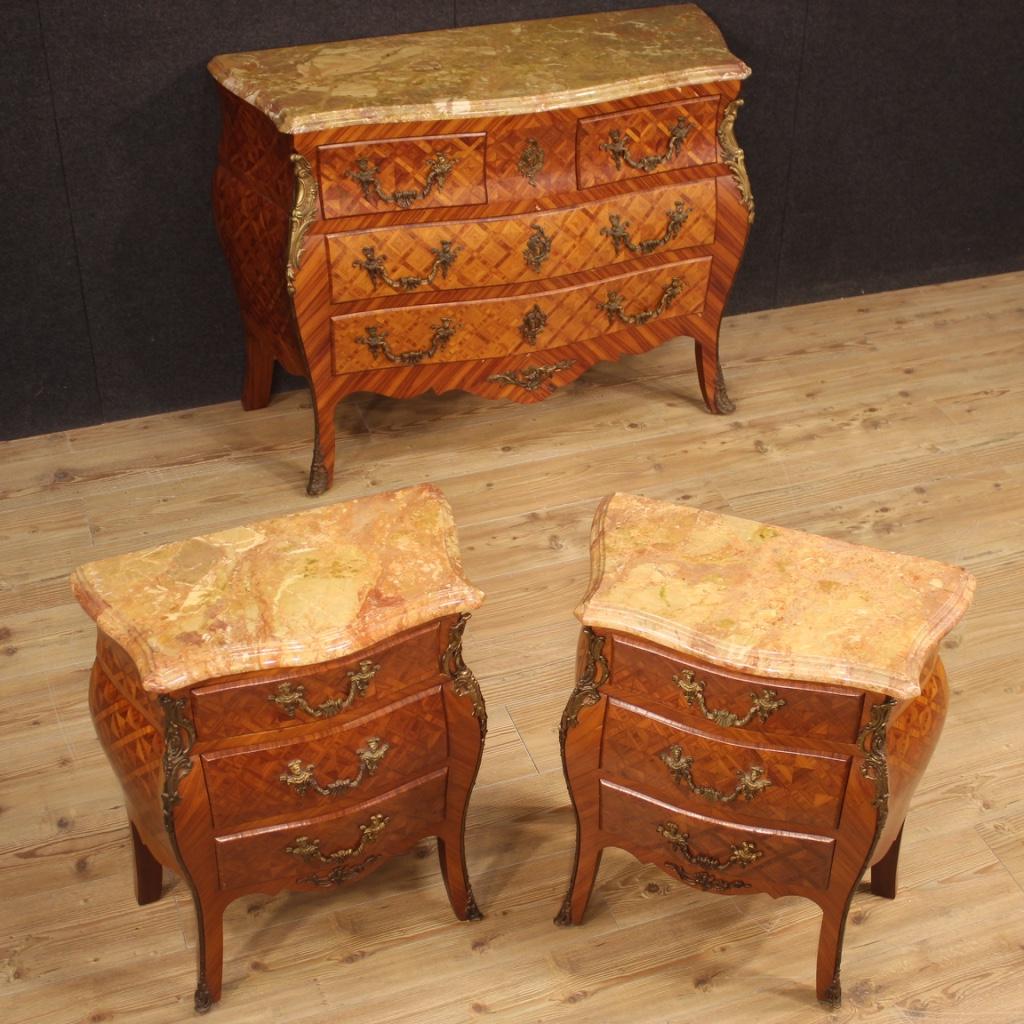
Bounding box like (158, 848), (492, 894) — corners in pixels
(190, 623), (441, 740)
(611, 636), (866, 744)
(318, 133), (487, 218)
(576, 97), (720, 189)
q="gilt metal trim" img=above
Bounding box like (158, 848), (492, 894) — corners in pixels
(600, 116), (691, 173)
(517, 137), (545, 187)
(717, 100), (755, 224)
(441, 612), (487, 736)
(559, 627), (610, 743)
(523, 223), (553, 271)
(286, 154), (320, 296)
(354, 317), (460, 365)
(599, 277), (683, 327)
(278, 738), (390, 796)
(518, 303), (548, 346)
(346, 150), (458, 209)
(488, 359), (576, 393)
(268, 659), (380, 719)
(600, 201), (690, 257)
(353, 240), (462, 292)
(673, 670), (785, 729)
(660, 744), (772, 804)
(713, 356), (735, 415)
(665, 861), (750, 893)
(286, 813), (389, 886)
(657, 822), (763, 870)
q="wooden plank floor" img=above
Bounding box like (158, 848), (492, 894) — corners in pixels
(2, 271), (1022, 1023)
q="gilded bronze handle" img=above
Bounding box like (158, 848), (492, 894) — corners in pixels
(279, 737), (390, 797)
(346, 151), (458, 209)
(660, 744), (772, 803)
(354, 317), (460, 365)
(286, 813), (389, 886)
(519, 303), (548, 346)
(487, 360), (576, 392)
(665, 861), (750, 893)
(267, 659), (380, 719)
(657, 822), (763, 870)
(601, 200), (690, 257)
(600, 116), (691, 173)
(353, 241), (462, 292)
(517, 138), (545, 186)
(523, 223), (553, 271)
(673, 670), (786, 729)
(598, 277), (683, 326)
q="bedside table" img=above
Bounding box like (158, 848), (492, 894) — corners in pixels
(71, 485), (486, 1011)
(556, 494), (975, 1006)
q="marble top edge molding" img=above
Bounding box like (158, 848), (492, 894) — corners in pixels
(70, 484), (484, 693)
(575, 493), (977, 701)
(208, 5), (750, 135)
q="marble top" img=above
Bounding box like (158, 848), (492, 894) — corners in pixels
(208, 5), (749, 135)
(71, 485), (483, 693)
(576, 494), (976, 700)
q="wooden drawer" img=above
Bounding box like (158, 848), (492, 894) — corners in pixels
(331, 255), (711, 374)
(326, 178), (717, 301)
(202, 686), (448, 832)
(612, 636), (866, 744)
(318, 133), (487, 218)
(576, 97), (720, 189)
(600, 779), (835, 894)
(601, 697), (852, 832)
(214, 768), (448, 890)
(190, 623), (441, 740)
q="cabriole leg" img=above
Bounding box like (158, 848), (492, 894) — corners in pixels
(129, 820), (163, 906)
(870, 822), (905, 899)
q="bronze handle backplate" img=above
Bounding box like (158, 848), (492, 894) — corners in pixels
(354, 317), (460, 365)
(353, 241), (462, 291)
(523, 223), (553, 271)
(660, 744), (773, 803)
(673, 670), (787, 729)
(657, 822), (763, 870)
(665, 861), (750, 893)
(346, 151), (458, 209)
(517, 137), (545, 186)
(601, 200), (690, 257)
(285, 813), (390, 886)
(279, 737), (390, 797)
(600, 116), (691, 173)
(519, 303), (548, 346)
(487, 360), (576, 393)
(267, 659), (380, 719)
(598, 277), (683, 327)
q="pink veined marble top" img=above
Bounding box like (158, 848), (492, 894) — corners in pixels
(576, 494), (976, 700)
(71, 485), (483, 693)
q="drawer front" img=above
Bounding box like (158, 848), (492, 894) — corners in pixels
(190, 623), (441, 740)
(577, 97), (720, 189)
(601, 698), (852, 832)
(215, 769), (448, 891)
(318, 133), (487, 218)
(331, 255), (711, 374)
(612, 637), (866, 744)
(202, 686), (448, 832)
(600, 780), (835, 893)
(327, 178), (717, 301)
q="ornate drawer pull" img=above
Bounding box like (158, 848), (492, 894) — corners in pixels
(665, 861), (750, 893)
(488, 360), (576, 392)
(286, 813), (389, 886)
(355, 317), (460, 365)
(517, 137), (545, 186)
(267, 659), (380, 719)
(524, 223), (553, 271)
(600, 116), (691, 173)
(601, 200), (690, 257)
(657, 822), (763, 870)
(673, 670), (786, 729)
(279, 737), (390, 796)
(660, 744), (772, 803)
(598, 277), (683, 326)
(519, 304), (548, 346)
(345, 151), (458, 209)
(353, 241), (462, 292)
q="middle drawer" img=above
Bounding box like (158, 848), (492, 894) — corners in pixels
(201, 686), (448, 832)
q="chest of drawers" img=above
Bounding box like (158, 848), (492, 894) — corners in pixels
(557, 494), (975, 1007)
(208, 5), (753, 494)
(71, 486), (486, 1011)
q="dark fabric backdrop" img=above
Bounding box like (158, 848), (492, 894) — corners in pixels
(3, 1), (1021, 439)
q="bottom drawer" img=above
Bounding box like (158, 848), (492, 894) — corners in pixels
(215, 769), (447, 890)
(600, 779), (835, 894)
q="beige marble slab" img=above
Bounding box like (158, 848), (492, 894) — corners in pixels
(208, 5), (749, 135)
(70, 485), (483, 693)
(576, 494), (976, 700)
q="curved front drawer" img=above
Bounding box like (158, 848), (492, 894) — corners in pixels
(331, 255), (711, 374)
(326, 178), (717, 301)
(201, 686), (448, 831)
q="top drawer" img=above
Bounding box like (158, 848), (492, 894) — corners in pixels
(318, 133), (487, 218)
(577, 97), (720, 189)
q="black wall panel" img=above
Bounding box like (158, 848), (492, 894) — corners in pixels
(3, 1), (1021, 439)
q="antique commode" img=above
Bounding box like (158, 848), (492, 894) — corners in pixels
(70, 486), (487, 1011)
(556, 494), (975, 1005)
(208, 5), (754, 495)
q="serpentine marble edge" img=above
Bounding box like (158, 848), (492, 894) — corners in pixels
(70, 485), (483, 693)
(207, 4), (750, 134)
(576, 494), (976, 700)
